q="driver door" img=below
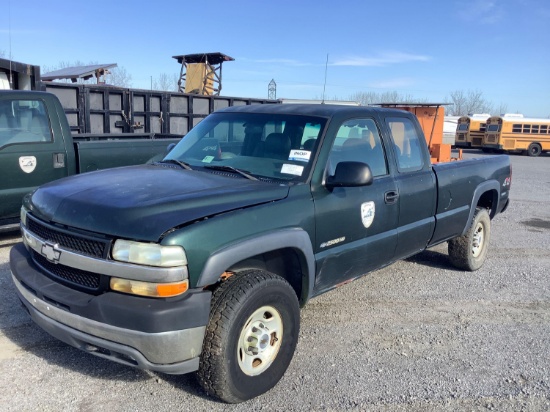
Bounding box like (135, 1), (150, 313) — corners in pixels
(312, 117), (399, 293)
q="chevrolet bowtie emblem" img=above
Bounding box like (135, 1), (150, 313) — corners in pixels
(41, 242), (61, 264)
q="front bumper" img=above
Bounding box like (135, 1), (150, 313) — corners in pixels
(10, 243), (211, 375)
(481, 144), (502, 150)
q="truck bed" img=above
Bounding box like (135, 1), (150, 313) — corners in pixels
(430, 155), (511, 245)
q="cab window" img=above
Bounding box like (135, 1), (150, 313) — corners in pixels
(386, 117), (424, 172)
(0, 99), (52, 148)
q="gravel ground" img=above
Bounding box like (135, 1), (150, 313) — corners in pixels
(0, 150), (549, 411)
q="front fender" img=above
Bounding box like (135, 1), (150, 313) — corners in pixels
(196, 228), (315, 305)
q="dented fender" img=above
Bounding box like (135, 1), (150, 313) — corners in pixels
(196, 228), (315, 305)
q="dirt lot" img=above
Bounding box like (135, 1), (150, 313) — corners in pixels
(0, 151), (549, 411)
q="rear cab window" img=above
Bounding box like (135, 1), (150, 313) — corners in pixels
(385, 117), (424, 172)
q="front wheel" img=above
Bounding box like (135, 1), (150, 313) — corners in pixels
(448, 208), (491, 271)
(197, 270), (300, 403)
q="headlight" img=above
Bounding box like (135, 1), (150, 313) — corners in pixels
(20, 207), (28, 227)
(112, 240), (187, 267)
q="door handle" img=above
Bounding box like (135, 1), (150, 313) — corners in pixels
(384, 190), (399, 204)
(53, 153), (65, 168)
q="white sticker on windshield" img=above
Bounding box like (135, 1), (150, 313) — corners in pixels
(281, 164), (304, 176)
(288, 150), (311, 163)
(202, 156), (215, 163)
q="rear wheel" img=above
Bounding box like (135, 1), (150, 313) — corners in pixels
(527, 143), (542, 157)
(197, 269), (300, 403)
(448, 208), (491, 271)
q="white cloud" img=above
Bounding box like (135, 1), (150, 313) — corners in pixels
(331, 52), (431, 67)
(458, 0), (504, 24)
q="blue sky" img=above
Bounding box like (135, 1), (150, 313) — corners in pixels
(2, 0), (549, 117)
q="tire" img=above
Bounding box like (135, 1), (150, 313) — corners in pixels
(448, 208), (491, 271)
(197, 269), (300, 403)
(527, 143), (542, 157)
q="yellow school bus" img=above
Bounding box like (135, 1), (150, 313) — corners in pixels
(454, 114), (490, 148)
(483, 115), (550, 156)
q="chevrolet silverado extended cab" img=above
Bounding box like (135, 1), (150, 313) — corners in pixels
(0, 90), (181, 230)
(10, 104), (511, 403)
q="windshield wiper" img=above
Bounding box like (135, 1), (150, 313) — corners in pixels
(204, 165), (258, 181)
(160, 159), (193, 170)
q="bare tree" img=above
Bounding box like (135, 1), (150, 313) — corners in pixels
(0, 50), (6, 58)
(152, 73), (179, 91)
(495, 103), (509, 116)
(349, 91), (426, 106)
(107, 66), (132, 88)
(445, 89), (502, 116)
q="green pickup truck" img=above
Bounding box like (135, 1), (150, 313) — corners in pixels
(10, 104), (511, 403)
(0, 90), (181, 231)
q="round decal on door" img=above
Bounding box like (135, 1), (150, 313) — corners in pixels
(19, 156), (37, 173)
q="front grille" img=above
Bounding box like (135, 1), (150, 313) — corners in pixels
(27, 217), (110, 258)
(32, 251), (101, 290)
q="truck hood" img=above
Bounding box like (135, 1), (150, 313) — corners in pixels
(29, 165), (289, 241)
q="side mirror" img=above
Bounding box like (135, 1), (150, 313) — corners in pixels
(166, 143), (177, 153)
(326, 161), (373, 189)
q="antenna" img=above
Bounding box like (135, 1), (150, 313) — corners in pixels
(322, 54), (328, 103)
(8, 0), (13, 87)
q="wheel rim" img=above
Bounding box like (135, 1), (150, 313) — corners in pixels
(530, 145), (541, 156)
(471, 222), (485, 257)
(237, 305), (283, 376)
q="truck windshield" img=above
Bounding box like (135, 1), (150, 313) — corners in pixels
(164, 112), (326, 182)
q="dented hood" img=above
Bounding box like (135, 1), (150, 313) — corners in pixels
(29, 165), (289, 241)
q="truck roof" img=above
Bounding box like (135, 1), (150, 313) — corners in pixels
(218, 103), (410, 118)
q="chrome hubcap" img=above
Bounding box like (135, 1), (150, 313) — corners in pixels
(472, 223), (484, 257)
(237, 306), (283, 376)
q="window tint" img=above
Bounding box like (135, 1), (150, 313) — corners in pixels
(512, 124), (522, 133)
(386, 117), (424, 172)
(327, 118), (388, 177)
(487, 124), (500, 132)
(0, 99), (52, 147)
